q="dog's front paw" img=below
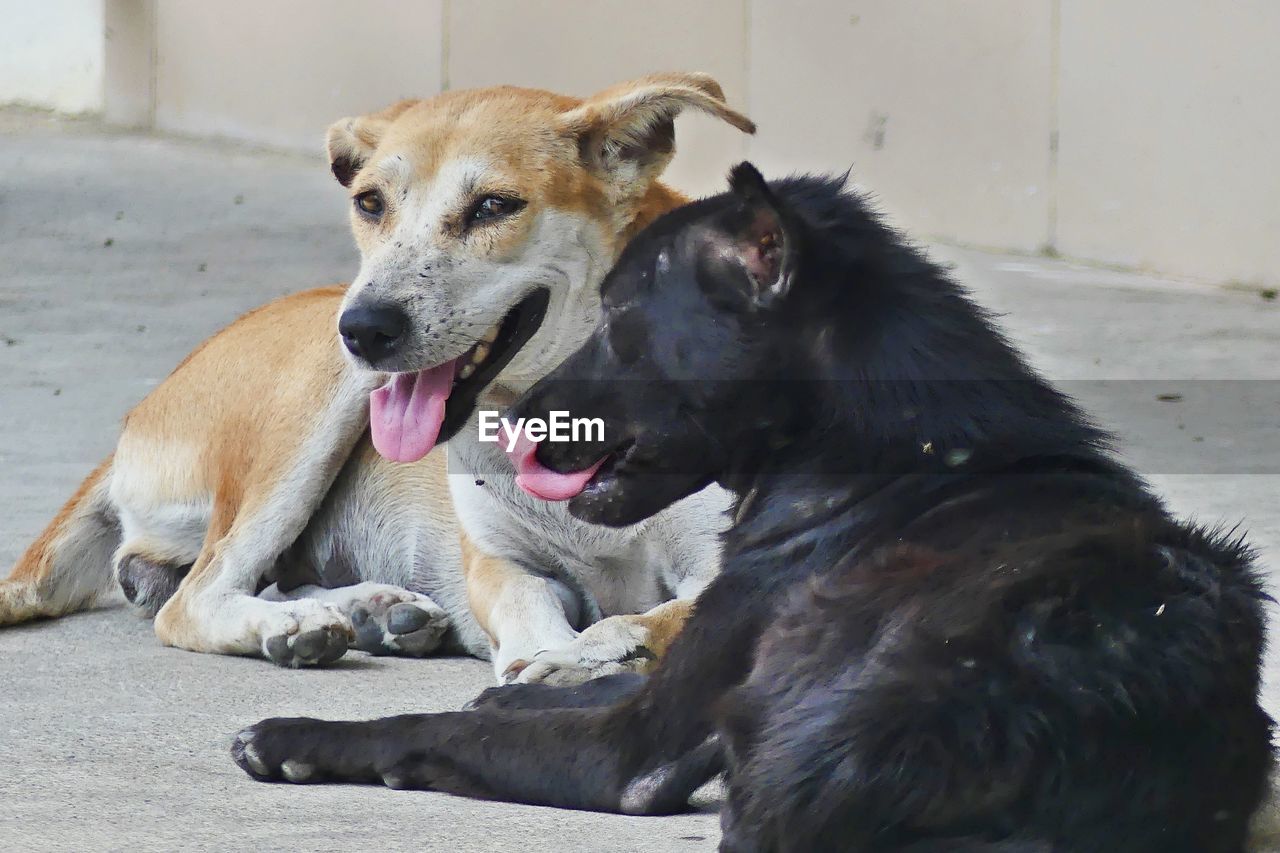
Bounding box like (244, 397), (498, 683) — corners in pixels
(348, 586), (450, 657)
(233, 717), (393, 786)
(233, 718), (338, 783)
(514, 616), (657, 686)
(233, 716), (444, 790)
(260, 601), (353, 667)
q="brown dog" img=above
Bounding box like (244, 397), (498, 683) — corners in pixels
(1, 74), (752, 676)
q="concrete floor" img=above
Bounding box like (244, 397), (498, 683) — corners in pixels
(1, 110), (1278, 851)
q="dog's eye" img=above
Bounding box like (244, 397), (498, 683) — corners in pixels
(470, 195), (525, 225)
(355, 190), (384, 217)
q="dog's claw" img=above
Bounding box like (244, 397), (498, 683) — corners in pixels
(233, 730), (271, 778)
(501, 659), (532, 684)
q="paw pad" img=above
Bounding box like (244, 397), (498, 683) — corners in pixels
(387, 602), (433, 634)
(351, 600), (448, 658)
(263, 625), (349, 667)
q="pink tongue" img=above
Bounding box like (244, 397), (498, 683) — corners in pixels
(369, 361), (457, 462)
(504, 432), (606, 501)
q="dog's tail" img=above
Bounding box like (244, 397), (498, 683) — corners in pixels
(0, 455), (120, 625)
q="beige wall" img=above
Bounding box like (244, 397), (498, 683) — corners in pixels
(0, 0), (104, 113)
(151, 0), (445, 152)
(137, 0), (748, 195)
(11, 0), (1276, 286)
(1056, 1), (1280, 285)
(748, 0), (1054, 252)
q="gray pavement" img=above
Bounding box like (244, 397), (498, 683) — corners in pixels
(1, 110), (1278, 852)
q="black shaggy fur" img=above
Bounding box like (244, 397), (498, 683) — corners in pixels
(233, 165), (1272, 851)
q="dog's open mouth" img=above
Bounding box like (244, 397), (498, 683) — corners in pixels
(504, 432), (631, 502)
(369, 288), (550, 462)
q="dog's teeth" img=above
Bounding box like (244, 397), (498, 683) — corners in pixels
(472, 342), (491, 364)
(480, 324), (500, 344)
(458, 363), (476, 380)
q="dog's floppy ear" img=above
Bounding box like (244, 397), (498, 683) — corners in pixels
(325, 100), (418, 187)
(559, 72), (755, 199)
(722, 162), (797, 310)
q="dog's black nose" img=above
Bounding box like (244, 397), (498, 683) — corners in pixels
(339, 304), (408, 362)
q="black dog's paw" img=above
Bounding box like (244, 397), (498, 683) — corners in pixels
(233, 717), (442, 791)
(232, 718), (343, 784)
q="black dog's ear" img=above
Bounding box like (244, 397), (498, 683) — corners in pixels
(723, 162), (797, 309)
(727, 161), (770, 198)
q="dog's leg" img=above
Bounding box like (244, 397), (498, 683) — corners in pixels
(260, 581), (450, 657)
(232, 706), (724, 816)
(233, 569), (778, 812)
(153, 496), (352, 666)
(152, 373), (373, 666)
(460, 531), (581, 682)
(513, 599), (695, 685)
(233, 709), (626, 806)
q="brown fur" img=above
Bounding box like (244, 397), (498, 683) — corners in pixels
(0, 455), (115, 621)
(2, 73), (752, 668)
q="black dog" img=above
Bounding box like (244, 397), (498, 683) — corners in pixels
(234, 164), (1273, 851)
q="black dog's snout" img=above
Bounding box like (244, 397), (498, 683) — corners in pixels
(339, 304), (408, 362)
